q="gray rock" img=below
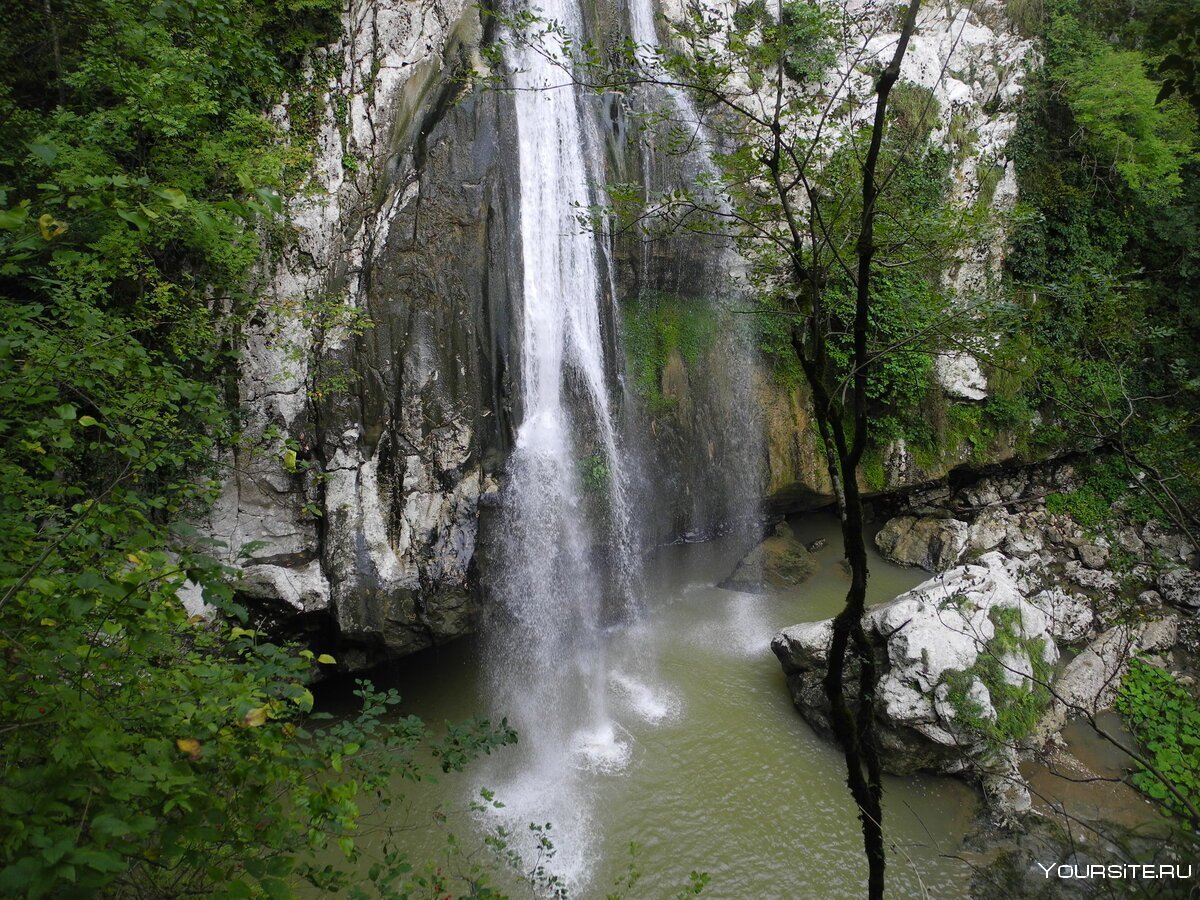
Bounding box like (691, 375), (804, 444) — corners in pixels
(1158, 568), (1200, 609)
(1062, 560), (1119, 594)
(1116, 526), (1145, 556)
(934, 352), (988, 400)
(772, 552), (1056, 815)
(1027, 588), (1093, 643)
(1077, 543), (1110, 570)
(1142, 522), (1196, 563)
(874, 515), (970, 572)
(967, 509), (1009, 553)
(1042, 617), (1178, 737)
(723, 522), (815, 592)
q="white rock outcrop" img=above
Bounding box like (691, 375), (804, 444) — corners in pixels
(773, 552), (1057, 816)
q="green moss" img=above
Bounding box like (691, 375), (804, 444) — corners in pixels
(888, 81), (942, 142)
(620, 291), (716, 410)
(945, 403), (993, 463)
(577, 451), (610, 494)
(860, 447), (887, 491)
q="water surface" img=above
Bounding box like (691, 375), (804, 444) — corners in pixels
(325, 515), (982, 898)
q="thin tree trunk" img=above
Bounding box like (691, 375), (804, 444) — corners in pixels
(805, 3), (923, 898)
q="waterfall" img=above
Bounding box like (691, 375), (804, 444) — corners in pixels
(625, 0), (765, 540)
(483, 0), (641, 882)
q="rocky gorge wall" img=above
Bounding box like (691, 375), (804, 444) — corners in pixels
(199, 0), (1042, 665)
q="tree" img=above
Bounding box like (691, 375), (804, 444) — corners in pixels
(0, 3), (525, 895)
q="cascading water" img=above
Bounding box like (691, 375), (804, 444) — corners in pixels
(482, 0), (759, 885)
(624, 0), (766, 540)
(483, 0), (649, 883)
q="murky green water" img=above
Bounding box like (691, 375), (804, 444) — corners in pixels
(319, 515), (981, 898)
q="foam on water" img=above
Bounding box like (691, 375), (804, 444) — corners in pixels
(610, 671), (684, 725)
(571, 722), (635, 774)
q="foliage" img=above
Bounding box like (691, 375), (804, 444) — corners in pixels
(1061, 45), (1195, 199)
(0, 1), (526, 896)
(1117, 658), (1200, 828)
(727, 0), (837, 89)
(1003, 0), (1200, 531)
(577, 450), (610, 494)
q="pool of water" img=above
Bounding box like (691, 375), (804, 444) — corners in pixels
(317, 515), (982, 898)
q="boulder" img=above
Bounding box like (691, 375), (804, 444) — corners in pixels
(1026, 588), (1093, 643)
(1141, 522), (1196, 564)
(1076, 543), (1110, 570)
(1041, 617), (1178, 737)
(772, 552), (1057, 816)
(722, 522), (815, 592)
(967, 509), (1010, 554)
(874, 515), (969, 571)
(1158, 568), (1200, 609)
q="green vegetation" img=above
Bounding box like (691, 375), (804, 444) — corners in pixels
(0, 2), (523, 896)
(620, 290), (715, 411)
(1117, 658), (1200, 828)
(1003, 0), (1200, 528)
(577, 450), (610, 494)
(1044, 456), (1160, 531)
(940, 605), (1054, 749)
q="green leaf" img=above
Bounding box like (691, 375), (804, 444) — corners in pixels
(116, 208), (151, 231)
(28, 142), (57, 165)
(317, 653), (336, 665)
(0, 205), (29, 230)
(155, 187), (188, 208)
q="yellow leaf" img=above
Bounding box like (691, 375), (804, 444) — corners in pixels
(316, 653), (336, 665)
(282, 448), (297, 472)
(37, 213), (68, 240)
(175, 738), (202, 759)
(243, 707), (268, 727)
(40, 618), (56, 627)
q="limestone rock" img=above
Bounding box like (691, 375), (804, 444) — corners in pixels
(874, 515), (969, 571)
(1043, 617), (1179, 735)
(1141, 522), (1196, 564)
(968, 509), (1010, 553)
(1077, 543), (1110, 570)
(1158, 568), (1200, 609)
(934, 352), (988, 401)
(1027, 588), (1093, 643)
(772, 552), (1057, 815)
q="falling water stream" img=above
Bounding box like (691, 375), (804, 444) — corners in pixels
(481, 0), (644, 879)
(315, 516), (982, 897)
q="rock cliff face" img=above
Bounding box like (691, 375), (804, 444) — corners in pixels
(201, 0), (518, 664)
(203, 0), (1040, 663)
